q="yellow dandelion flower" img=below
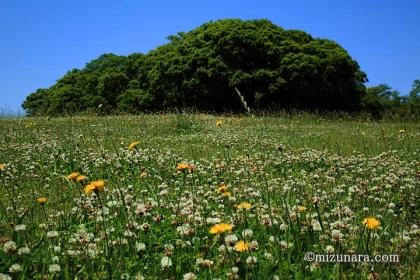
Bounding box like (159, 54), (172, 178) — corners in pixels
(217, 184), (228, 193)
(67, 172), (79, 180)
(37, 197), (47, 205)
(177, 162), (189, 171)
(222, 191), (231, 197)
(216, 120), (222, 127)
(76, 175), (87, 182)
(209, 223), (233, 234)
(84, 180), (105, 195)
(362, 217), (381, 230)
(234, 240), (250, 252)
(129, 141), (140, 150)
(91, 180), (105, 192)
(297, 206), (307, 213)
(0, 163), (5, 171)
(84, 184), (96, 196)
(236, 202), (252, 210)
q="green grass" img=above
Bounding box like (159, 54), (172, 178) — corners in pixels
(0, 114), (419, 279)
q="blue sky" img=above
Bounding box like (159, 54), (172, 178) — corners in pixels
(0, 0), (419, 111)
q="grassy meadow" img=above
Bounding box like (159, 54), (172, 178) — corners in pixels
(0, 113), (419, 279)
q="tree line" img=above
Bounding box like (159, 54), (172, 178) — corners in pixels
(22, 19), (419, 117)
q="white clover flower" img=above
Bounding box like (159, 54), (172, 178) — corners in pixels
(250, 240), (259, 250)
(52, 256), (59, 263)
(183, 272), (196, 280)
(264, 252), (273, 260)
(312, 220), (322, 231)
(242, 228), (253, 238)
(224, 234), (238, 245)
(14, 224), (27, 232)
(67, 250), (78, 256)
(161, 256), (172, 269)
(48, 264), (61, 273)
(53, 246), (61, 253)
(246, 256), (257, 265)
(231, 266), (239, 274)
(326, 245), (335, 254)
(331, 229), (343, 241)
(3, 241), (17, 254)
(9, 263), (21, 273)
(18, 247), (30, 255)
(0, 273), (12, 280)
(47, 231), (59, 238)
(135, 273), (145, 280)
(136, 242), (146, 252)
(279, 240), (288, 249)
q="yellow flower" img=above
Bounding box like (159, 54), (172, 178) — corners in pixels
(37, 197), (47, 205)
(177, 163), (189, 171)
(84, 180), (105, 195)
(177, 163), (194, 173)
(362, 217), (381, 230)
(0, 163), (5, 171)
(67, 172), (79, 180)
(399, 129), (405, 134)
(222, 192), (231, 197)
(76, 175), (87, 182)
(217, 184), (228, 193)
(84, 184), (96, 196)
(209, 223), (233, 234)
(216, 120), (222, 127)
(236, 202), (252, 210)
(234, 240), (250, 252)
(91, 180), (105, 192)
(297, 206), (307, 213)
(129, 141), (140, 150)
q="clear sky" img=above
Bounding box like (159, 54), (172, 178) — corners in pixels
(0, 0), (419, 111)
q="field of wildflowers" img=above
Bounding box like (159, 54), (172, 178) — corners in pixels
(0, 114), (419, 279)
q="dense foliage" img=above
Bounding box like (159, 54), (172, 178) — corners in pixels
(21, 19), (417, 116)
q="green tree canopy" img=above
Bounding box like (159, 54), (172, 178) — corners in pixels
(23, 19), (369, 115)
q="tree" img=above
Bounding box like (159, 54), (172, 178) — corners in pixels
(22, 19), (368, 115)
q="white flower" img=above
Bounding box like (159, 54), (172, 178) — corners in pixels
(3, 241), (16, 254)
(231, 266), (239, 274)
(18, 247), (30, 255)
(136, 242), (146, 252)
(47, 231), (59, 238)
(135, 273), (145, 280)
(312, 220), (322, 231)
(9, 263), (21, 273)
(264, 252), (273, 260)
(67, 250), (78, 256)
(242, 228), (253, 238)
(53, 246), (61, 253)
(246, 256), (257, 265)
(0, 273), (12, 280)
(331, 229), (343, 241)
(52, 256), (59, 263)
(48, 264), (61, 273)
(250, 240), (259, 250)
(183, 272), (196, 280)
(224, 234), (238, 245)
(161, 256), (172, 269)
(279, 240), (288, 249)
(326, 245), (335, 254)
(14, 224), (27, 232)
